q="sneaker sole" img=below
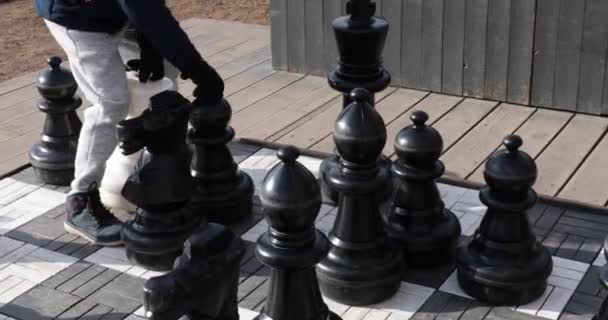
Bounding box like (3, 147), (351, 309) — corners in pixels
(64, 222), (123, 247)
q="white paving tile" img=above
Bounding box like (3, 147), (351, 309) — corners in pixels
(0, 187), (65, 235)
(0, 314), (19, 320)
(593, 249), (606, 267)
(298, 155), (323, 178)
(84, 247), (169, 278)
(239, 307), (259, 320)
(438, 271), (473, 299)
(0, 179), (39, 206)
(0, 273), (37, 308)
(343, 306), (372, 320)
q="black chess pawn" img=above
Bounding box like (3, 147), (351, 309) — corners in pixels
(254, 146), (341, 320)
(317, 88), (404, 306)
(188, 98), (254, 225)
(456, 135), (553, 305)
(30, 56), (83, 185)
(119, 91), (200, 271)
(319, 0), (393, 206)
(383, 111), (461, 267)
(143, 223), (246, 320)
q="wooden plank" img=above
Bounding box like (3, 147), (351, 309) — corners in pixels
(441, 0), (466, 95)
(232, 76), (327, 133)
(275, 88), (396, 148)
(0, 70), (39, 96)
(507, 0), (536, 105)
(531, 0), (561, 108)
(323, 0), (343, 71)
(442, 103), (533, 179)
(385, 94), (463, 157)
(483, 0), (511, 101)
(468, 109), (573, 183)
(401, 0), (423, 88)
(433, 98), (498, 152)
(287, 0), (306, 73)
(0, 85), (38, 112)
(559, 131), (608, 206)
(534, 114), (608, 196)
(270, 0), (288, 70)
(381, 0), (403, 85)
(604, 50), (608, 115)
(462, 0), (488, 98)
(223, 61), (277, 97)
(552, 0), (585, 111)
(305, 0), (326, 75)
(217, 47), (272, 80)
(576, 0), (608, 114)
(419, 0), (444, 92)
(240, 86), (339, 140)
(229, 72), (305, 113)
(0, 153), (29, 177)
(207, 40), (269, 70)
(311, 88), (428, 153)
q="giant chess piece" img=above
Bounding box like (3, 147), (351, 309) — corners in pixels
(456, 135), (553, 305)
(319, 0), (392, 206)
(383, 111), (461, 267)
(143, 223), (245, 320)
(254, 146), (342, 320)
(188, 98), (254, 225)
(30, 56), (82, 185)
(119, 91), (200, 271)
(100, 72), (175, 215)
(317, 89), (403, 306)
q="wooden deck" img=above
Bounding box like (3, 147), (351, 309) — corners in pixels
(2, 18), (608, 209)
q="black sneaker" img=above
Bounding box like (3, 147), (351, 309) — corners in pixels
(64, 184), (123, 246)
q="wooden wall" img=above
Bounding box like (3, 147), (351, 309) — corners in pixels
(270, 0), (608, 115)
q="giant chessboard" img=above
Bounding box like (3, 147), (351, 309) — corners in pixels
(0, 142), (606, 320)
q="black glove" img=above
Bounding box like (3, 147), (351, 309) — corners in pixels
(126, 31), (165, 83)
(180, 60), (225, 106)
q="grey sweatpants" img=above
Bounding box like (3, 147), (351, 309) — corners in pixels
(44, 20), (179, 194)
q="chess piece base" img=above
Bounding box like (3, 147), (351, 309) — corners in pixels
(30, 138), (77, 186)
(317, 236), (403, 306)
(254, 311), (343, 320)
(122, 214), (200, 271)
(319, 154), (392, 205)
(383, 208), (461, 268)
(193, 172), (254, 225)
(456, 241), (552, 305)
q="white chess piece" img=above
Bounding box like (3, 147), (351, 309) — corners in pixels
(99, 71), (175, 215)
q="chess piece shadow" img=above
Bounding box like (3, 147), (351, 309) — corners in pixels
(143, 223), (246, 320)
(119, 90), (200, 271)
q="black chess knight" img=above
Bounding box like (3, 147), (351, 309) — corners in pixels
(30, 56), (83, 185)
(383, 111), (461, 267)
(254, 146), (342, 320)
(143, 223), (245, 320)
(456, 135), (552, 305)
(317, 89), (403, 306)
(119, 91), (200, 271)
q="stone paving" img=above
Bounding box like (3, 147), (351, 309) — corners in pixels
(0, 143), (606, 320)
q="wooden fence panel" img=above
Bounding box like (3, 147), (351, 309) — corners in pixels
(442, 0), (466, 96)
(462, 0), (488, 98)
(271, 0), (608, 115)
(530, 0), (560, 108)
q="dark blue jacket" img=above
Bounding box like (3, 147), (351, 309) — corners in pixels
(34, 0), (204, 76)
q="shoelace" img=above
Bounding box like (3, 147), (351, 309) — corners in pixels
(85, 182), (116, 225)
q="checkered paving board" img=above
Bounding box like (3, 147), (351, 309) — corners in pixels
(0, 143), (606, 320)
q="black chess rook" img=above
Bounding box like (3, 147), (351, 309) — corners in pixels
(30, 56), (83, 186)
(254, 146), (341, 320)
(188, 98), (254, 225)
(456, 135), (553, 305)
(318, 0), (392, 205)
(143, 223), (245, 320)
(119, 91), (200, 271)
(317, 88), (404, 306)
(383, 110), (461, 268)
